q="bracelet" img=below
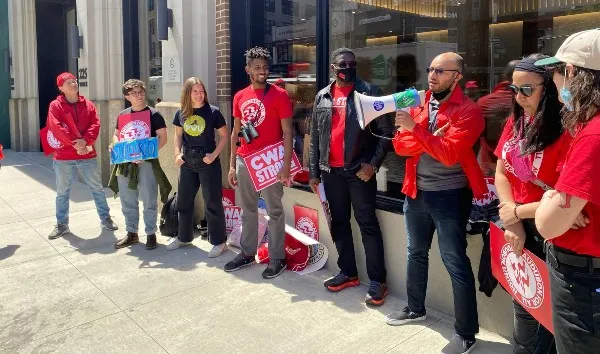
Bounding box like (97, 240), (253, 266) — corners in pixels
(513, 204), (522, 221)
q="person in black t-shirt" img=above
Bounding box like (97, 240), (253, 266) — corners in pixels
(111, 79), (168, 250)
(167, 77), (229, 257)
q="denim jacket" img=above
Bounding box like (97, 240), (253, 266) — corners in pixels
(309, 79), (393, 179)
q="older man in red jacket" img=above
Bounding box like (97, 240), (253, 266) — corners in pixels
(384, 53), (486, 354)
(46, 72), (118, 240)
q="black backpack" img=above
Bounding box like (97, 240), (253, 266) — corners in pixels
(159, 193), (178, 237)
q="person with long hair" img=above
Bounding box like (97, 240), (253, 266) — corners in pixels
(494, 54), (571, 353)
(167, 77), (228, 257)
(535, 29), (600, 352)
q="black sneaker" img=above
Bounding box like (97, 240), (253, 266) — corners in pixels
(48, 224), (70, 240)
(324, 272), (360, 292)
(385, 306), (426, 326)
(441, 334), (476, 354)
(262, 259), (286, 279)
(365, 281), (388, 306)
(224, 252), (255, 272)
(145, 234), (157, 250)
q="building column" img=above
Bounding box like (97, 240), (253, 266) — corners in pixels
(160, 0), (217, 102)
(75, 0), (125, 184)
(8, 0), (40, 152)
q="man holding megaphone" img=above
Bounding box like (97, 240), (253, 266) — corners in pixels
(384, 52), (488, 354)
(309, 48), (393, 306)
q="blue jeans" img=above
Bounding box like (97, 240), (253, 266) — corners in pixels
(116, 161), (158, 235)
(404, 188), (479, 339)
(54, 159), (110, 225)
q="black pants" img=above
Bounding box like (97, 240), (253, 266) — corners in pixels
(404, 188), (478, 339)
(513, 221), (556, 354)
(321, 167), (386, 283)
(547, 247), (600, 354)
(178, 149), (226, 245)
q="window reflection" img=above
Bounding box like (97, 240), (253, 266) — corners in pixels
(262, 0), (318, 172)
(329, 0), (600, 201)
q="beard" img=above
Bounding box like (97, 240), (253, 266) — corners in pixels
(252, 73), (267, 84)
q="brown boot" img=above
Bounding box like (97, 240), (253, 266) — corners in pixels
(115, 232), (139, 249)
(145, 234), (157, 250)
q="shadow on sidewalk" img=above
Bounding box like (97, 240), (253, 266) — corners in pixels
(60, 229), (119, 256)
(1, 151), (113, 204)
(0, 245), (21, 261)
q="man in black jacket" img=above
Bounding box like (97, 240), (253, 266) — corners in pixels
(309, 48), (393, 306)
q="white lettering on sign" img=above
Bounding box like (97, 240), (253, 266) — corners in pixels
(243, 142), (302, 191)
(224, 206), (242, 233)
(500, 243), (544, 309)
(358, 14), (391, 25)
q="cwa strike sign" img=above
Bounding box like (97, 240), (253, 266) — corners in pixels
(224, 205), (242, 235)
(294, 205), (319, 241)
(490, 222), (553, 333)
(222, 188), (235, 206)
(242, 141), (301, 191)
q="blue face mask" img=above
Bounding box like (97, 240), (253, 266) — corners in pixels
(560, 67), (574, 111)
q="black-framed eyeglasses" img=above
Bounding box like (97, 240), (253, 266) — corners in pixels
(426, 67), (461, 75)
(128, 90), (145, 97)
(508, 83), (542, 97)
(334, 61), (357, 69)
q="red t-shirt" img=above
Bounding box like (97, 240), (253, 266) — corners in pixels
(329, 84), (353, 167)
(494, 116), (572, 204)
(552, 115), (600, 256)
(233, 84), (293, 156)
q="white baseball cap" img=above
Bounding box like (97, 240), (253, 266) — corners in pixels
(535, 28), (600, 71)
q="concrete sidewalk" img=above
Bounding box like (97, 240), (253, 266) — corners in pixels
(0, 151), (511, 353)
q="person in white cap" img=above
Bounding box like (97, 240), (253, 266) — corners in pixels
(535, 28), (600, 352)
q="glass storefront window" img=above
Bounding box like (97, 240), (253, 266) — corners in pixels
(328, 0), (600, 203)
(261, 0), (318, 170)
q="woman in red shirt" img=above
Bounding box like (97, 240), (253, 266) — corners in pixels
(494, 55), (570, 353)
(535, 29), (600, 353)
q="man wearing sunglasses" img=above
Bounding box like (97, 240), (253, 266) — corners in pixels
(387, 52), (487, 354)
(309, 48), (392, 306)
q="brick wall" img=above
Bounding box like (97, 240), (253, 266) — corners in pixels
(216, 0), (231, 103)
(215, 0), (232, 188)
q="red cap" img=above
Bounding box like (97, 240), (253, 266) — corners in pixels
(465, 81), (478, 89)
(56, 72), (77, 87)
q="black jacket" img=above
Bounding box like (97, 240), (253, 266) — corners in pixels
(309, 79), (393, 179)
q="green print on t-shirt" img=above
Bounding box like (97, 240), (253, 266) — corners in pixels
(183, 115), (206, 137)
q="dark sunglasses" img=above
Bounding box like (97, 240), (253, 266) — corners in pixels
(426, 67), (461, 75)
(508, 83), (542, 97)
(334, 61), (357, 69)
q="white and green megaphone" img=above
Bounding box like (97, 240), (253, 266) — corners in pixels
(354, 88), (425, 129)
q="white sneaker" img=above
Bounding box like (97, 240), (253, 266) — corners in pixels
(167, 237), (191, 251)
(208, 243), (228, 258)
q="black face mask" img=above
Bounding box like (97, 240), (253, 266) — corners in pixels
(431, 87), (452, 101)
(335, 67), (357, 83)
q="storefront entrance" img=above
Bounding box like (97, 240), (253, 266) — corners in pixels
(35, 0), (76, 132)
